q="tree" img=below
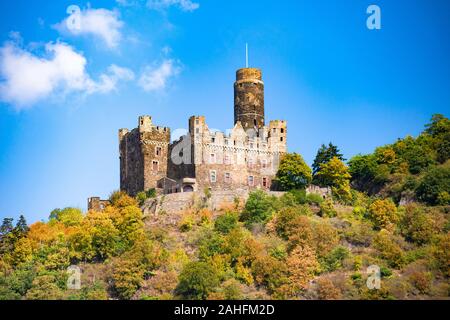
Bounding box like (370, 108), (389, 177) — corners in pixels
(416, 163), (450, 206)
(49, 208), (83, 227)
(214, 212), (239, 234)
(0, 218), (14, 254)
(369, 199), (399, 229)
(25, 274), (64, 300)
(15, 215), (28, 233)
(315, 157), (352, 202)
(283, 245), (319, 296)
(240, 190), (277, 226)
(313, 143), (345, 177)
(274, 153), (312, 191)
(176, 261), (220, 300)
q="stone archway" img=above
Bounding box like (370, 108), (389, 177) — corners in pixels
(183, 185), (194, 193)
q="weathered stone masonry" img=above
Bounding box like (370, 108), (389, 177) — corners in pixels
(119, 67), (288, 196)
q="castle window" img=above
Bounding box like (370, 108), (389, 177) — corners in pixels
(210, 153), (216, 164)
(225, 172), (231, 184)
(196, 119), (199, 125)
(250, 143), (254, 149)
(280, 137), (284, 142)
(156, 147), (162, 156)
(224, 155), (231, 165)
(212, 137), (216, 143)
(273, 128), (277, 133)
(152, 161), (159, 172)
(263, 177), (268, 188)
(248, 176), (254, 187)
(196, 128), (200, 134)
(281, 128), (285, 133)
(248, 158), (255, 169)
(210, 171), (217, 183)
(262, 159), (267, 169)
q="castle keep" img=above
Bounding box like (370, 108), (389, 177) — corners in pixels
(119, 67), (287, 196)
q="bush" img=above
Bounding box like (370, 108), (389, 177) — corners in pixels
(400, 204), (435, 245)
(316, 278), (342, 300)
(416, 164), (450, 205)
(320, 246), (349, 272)
(240, 190), (276, 226)
(214, 212), (238, 234)
(369, 199), (399, 229)
(275, 206), (311, 240)
(373, 230), (405, 269)
(176, 261), (220, 300)
(306, 193), (325, 205)
(319, 198), (337, 218)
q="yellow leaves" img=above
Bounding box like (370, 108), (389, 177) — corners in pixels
(281, 245), (319, 297)
(316, 157), (352, 202)
(369, 199), (399, 230)
(11, 237), (34, 266)
(376, 147), (397, 165)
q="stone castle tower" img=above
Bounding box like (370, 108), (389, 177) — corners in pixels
(234, 68), (265, 130)
(119, 67), (287, 196)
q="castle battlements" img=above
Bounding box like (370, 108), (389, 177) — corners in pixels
(119, 67), (288, 196)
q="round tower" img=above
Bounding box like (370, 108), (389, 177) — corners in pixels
(234, 68), (265, 130)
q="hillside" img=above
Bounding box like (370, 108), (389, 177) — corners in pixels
(0, 115), (449, 300)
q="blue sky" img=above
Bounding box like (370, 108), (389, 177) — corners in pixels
(0, 0), (449, 223)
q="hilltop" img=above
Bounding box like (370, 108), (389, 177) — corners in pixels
(0, 114), (448, 300)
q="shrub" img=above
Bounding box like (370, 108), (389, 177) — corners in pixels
(176, 261), (220, 300)
(319, 198), (337, 218)
(214, 212), (239, 234)
(373, 230), (405, 269)
(369, 199), (399, 229)
(251, 254), (288, 294)
(400, 204), (435, 245)
(316, 278), (342, 300)
(240, 190), (276, 226)
(416, 164), (450, 205)
(275, 206), (311, 240)
(409, 271), (432, 294)
(321, 246), (350, 272)
(306, 193), (325, 205)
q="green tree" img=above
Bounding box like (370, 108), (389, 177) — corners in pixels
(313, 143), (345, 177)
(416, 163), (450, 205)
(240, 190), (277, 226)
(25, 274), (64, 300)
(214, 212), (239, 234)
(274, 153), (312, 191)
(176, 261), (220, 300)
(315, 157), (352, 202)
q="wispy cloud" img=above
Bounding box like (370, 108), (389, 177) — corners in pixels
(54, 8), (124, 49)
(138, 59), (182, 92)
(147, 0), (200, 12)
(0, 40), (134, 109)
(117, 0), (199, 12)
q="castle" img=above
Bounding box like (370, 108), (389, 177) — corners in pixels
(118, 67), (287, 196)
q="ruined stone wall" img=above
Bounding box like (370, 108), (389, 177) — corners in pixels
(143, 189), (286, 215)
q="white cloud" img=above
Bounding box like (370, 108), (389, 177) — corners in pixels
(0, 42), (134, 109)
(55, 8), (123, 49)
(138, 59), (181, 92)
(147, 0), (200, 12)
(117, 0), (199, 12)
